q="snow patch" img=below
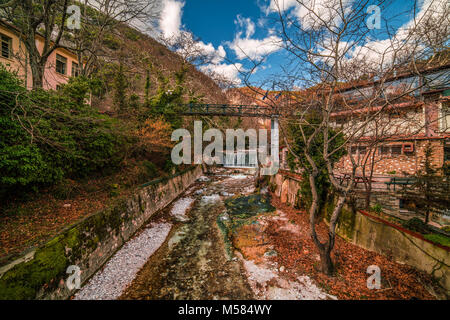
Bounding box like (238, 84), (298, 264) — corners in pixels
(200, 194), (221, 204)
(227, 174), (249, 180)
(241, 256), (337, 300)
(170, 197), (195, 222)
(74, 222), (172, 300)
(194, 189), (205, 195)
(243, 186), (256, 194)
(242, 259), (277, 284)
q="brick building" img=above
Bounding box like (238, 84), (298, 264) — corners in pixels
(332, 65), (450, 177)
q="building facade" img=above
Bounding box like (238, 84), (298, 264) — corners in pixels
(0, 20), (79, 90)
(332, 66), (450, 177)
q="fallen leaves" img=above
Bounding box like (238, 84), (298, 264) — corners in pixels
(258, 195), (440, 300)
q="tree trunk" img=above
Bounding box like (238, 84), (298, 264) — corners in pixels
(29, 57), (46, 89)
(319, 246), (334, 275)
(364, 185), (372, 209)
(318, 195), (346, 275)
(425, 209), (430, 224)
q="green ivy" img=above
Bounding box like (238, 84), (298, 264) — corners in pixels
(287, 112), (346, 212)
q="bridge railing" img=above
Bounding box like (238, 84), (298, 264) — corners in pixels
(181, 103), (278, 118)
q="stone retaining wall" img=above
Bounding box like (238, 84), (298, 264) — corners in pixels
(341, 209), (450, 294)
(0, 166), (203, 300)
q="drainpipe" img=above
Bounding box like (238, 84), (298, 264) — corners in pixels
(260, 117), (280, 176)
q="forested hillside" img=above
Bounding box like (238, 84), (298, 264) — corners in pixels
(91, 23), (228, 113)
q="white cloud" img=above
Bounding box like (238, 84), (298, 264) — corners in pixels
(157, 2), (240, 86)
(229, 36), (282, 60)
(159, 1), (229, 74)
(346, 0), (449, 68)
(200, 63), (244, 86)
(160, 0), (185, 38)
(189, 39), (226, 64)
(236, 15), (256, 39)
(229, 16), (282, 60)
(267, 0), (353, 30)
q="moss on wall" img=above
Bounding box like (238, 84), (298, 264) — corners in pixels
(0, 228), (80, 299)
(0, 166), (202, 300)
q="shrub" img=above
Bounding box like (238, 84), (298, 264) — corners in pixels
(441, 226), (450, 233)
(125, 29), (140, 41)
(269, 182), (277, 193)
(109, 183), (120, 197)
(52, 179), (77, 200)
(371, 203), (383, 214)
(164, 159), (177, 175)
(0, 65), (127, 198)
(102, 33), (122, 50)
(143, 161), (158, 179)
(401, 217), (431, 234)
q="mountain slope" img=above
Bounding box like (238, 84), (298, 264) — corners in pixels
(91, 24), (228, 112)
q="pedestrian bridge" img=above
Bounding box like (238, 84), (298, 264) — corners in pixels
(180, 104), (280, 118)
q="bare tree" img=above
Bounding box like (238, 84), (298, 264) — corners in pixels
(241, 0), (449, 275)
(1, 0), (70, 88)
(68, 0), (159, 77)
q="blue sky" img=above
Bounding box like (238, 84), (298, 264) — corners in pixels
(157, 0), (441, 87)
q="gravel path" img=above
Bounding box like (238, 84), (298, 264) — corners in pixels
(74, 222), (172, 300)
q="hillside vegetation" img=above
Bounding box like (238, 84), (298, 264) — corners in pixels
(0, 20), (228, 260)
(91, 23), (228, 112)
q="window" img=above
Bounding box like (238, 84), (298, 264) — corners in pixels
(71, 62), (79, 77)
(1, 33), (12, 59)
(56, 54), (67, 75)
(379, 146), (390, 155)
(389, 111), (402, 119)
(442, 101), (450, 131)
(350, 146), (367, 155)
(445, 143), (450, 162)
(391, 145), (402, 156)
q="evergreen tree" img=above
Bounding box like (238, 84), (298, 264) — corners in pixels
(402, 143), (450, 224)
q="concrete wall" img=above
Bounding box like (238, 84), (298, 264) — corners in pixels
(271, 170), (302, 207)
(343, 210), (450, 294)
(0, 166), (203, 300)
